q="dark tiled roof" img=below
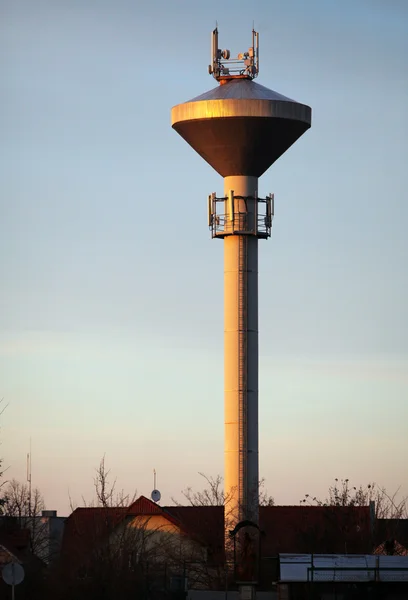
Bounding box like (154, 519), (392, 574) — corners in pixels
(259, 505), (371, 555)
(0, 519), (32, 566)
(165, 505), (224, 555)
(60, 507), (128, 574)
(0, 529), (46, 573)
(0, 528), (30, 553)
(161, 505), (371, 556)
(0, 534), (26, 565)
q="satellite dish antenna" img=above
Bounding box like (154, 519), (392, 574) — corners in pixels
(2, 562), (25, 586)
(151, 489), (161, 503)
(151, 468), (161, 503)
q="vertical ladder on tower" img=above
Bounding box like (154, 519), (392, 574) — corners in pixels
(237, 233), (248, 518)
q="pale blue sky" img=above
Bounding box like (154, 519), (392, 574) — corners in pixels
(1, 0), (407, 514)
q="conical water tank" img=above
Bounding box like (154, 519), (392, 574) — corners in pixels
(171, 78), (311, 177)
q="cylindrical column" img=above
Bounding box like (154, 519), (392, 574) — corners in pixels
(224, 175), (259, 537)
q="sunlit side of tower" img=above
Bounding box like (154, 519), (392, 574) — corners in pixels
(171, 28), (311, 571)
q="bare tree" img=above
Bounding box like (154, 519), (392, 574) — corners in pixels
(300, 478), (408, 555)
(2, 478), (48, 558)
(259, 477), (275, 507)
(69, 454), (138, 511)
(94, 455), (138, 508)
(173, 473), (225, 506)
(172, 472), (274, 507)
(301, 478), (407, 518)
(0, 397), (9, 510)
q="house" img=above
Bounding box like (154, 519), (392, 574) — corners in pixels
(56, 497), (212, 599)
(0, 509), (66, 565)
(35, 510), (66, 564)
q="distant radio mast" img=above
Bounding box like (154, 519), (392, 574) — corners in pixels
(27, 438), (32, 517)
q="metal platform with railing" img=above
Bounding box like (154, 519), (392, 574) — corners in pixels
(208, 193), (274, 239)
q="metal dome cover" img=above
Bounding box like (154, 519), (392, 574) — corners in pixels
(188, 78), (297, 103)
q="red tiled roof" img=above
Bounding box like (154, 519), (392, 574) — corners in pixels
(374, 540), (408, 556)
(128, 496), (165, 515)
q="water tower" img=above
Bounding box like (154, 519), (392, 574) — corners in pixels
(171, 28), (311, 564)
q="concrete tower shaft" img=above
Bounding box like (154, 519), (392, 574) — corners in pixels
(223, 175), (259, 528)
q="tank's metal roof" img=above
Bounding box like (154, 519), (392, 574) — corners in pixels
(188, 78), (295, 103)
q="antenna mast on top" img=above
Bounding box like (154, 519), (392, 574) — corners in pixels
(208, 27), (259, 82)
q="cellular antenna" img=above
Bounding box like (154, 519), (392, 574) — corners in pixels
(209, 27), (259, 81)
